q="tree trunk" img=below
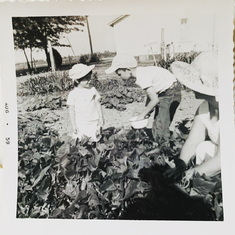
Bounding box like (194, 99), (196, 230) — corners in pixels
(42, 40), (51, 69)
(30, 47), (34, 71)
(44, 47), (51, 69)
(23, 48), (32, 73)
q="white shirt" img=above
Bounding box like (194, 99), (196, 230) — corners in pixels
(135, 66), (176, 94)
(67, 87), (100, 122)
(198, 101), (220, 145)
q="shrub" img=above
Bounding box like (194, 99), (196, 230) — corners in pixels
(89, 53), (100, 63)
(175, 51), (200, 64)
(18, 71), (73, 96)
(157, 51), (201, 70)
(79, 54), (89, 63)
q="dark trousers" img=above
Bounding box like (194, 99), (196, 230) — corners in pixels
(147, 83), (182, 143)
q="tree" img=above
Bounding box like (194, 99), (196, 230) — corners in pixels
(12, 16), (86, 70)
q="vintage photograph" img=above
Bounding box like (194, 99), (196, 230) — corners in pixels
(14, 11), (224, 221)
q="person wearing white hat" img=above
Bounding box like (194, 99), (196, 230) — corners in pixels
(105, 54), (182, 143)
(164, 51), (220, 182)
(67, 63), (104, 142)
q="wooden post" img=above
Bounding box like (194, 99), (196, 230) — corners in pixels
(169, 42), (174, 60)
(48, 40), (55, 72)
(160, 28), (166, 60)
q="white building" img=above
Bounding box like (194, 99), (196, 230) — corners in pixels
(108, 3), (218, 61)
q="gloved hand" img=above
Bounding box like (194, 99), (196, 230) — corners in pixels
(163, 157), (187, 182)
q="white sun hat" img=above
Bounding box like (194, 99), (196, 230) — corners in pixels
(105, 54), (137, 74)
(170, 51), (218, 97)
(69, 63), (95, 80)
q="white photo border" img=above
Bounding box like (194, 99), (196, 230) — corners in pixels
(0, 0), (235, 235)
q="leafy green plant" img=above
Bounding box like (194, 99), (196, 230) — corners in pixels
(79, 54), (89, 64)
(17, 113), (223, 220)
(89, 53), (101, 63)
(157, 51), (201, 70)
(89, 78), (145, 111)
(175, 51), (200, 64)
(78, 53), (101, 63)
(24, 94), (67, 112)
(18, 70), (144, 111)
(18, 71), (73, 96)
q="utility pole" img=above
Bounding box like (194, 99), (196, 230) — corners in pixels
(86, 16), (93, 55)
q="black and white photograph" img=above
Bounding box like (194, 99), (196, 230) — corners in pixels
(0, 0), (235, 234)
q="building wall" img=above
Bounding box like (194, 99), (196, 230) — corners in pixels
(110, 4), (218, 58)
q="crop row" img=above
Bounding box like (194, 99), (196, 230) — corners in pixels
(17, 113), (223, 220)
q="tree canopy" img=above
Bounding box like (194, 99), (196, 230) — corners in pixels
(12, 16), (87, 70)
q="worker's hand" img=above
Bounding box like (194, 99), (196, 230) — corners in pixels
(163, 157), (187, 182)
(136, 113), (149, 121)
(184, 168), (195, 181)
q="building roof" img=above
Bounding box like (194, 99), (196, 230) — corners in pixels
(108, 15), (130, 27)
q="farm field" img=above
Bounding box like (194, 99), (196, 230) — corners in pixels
(17, 59), (202, 137)
(16, 59), (223, 220)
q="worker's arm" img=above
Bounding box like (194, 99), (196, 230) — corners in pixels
(136, 86), (159, 120)
(180, 111), (207, 165)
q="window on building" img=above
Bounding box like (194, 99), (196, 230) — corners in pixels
(181, 18), (188, 25)
(180, 18), (189, 42)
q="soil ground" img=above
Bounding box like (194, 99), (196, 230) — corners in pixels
(16, 59), (203, 137)
(17, 89), (202, 138)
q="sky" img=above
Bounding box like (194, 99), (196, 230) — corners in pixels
(14, 15), (118, 63)
(14, 5), (218, 64)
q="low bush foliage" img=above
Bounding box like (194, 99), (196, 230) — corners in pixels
(18, 71), (73, 96)
(79, 53), (101, 63)
(90, 77), (145, 111)
(19, 72), (145, 111)
(157, 51), (201, 70)
(17, 113), (223, 220)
